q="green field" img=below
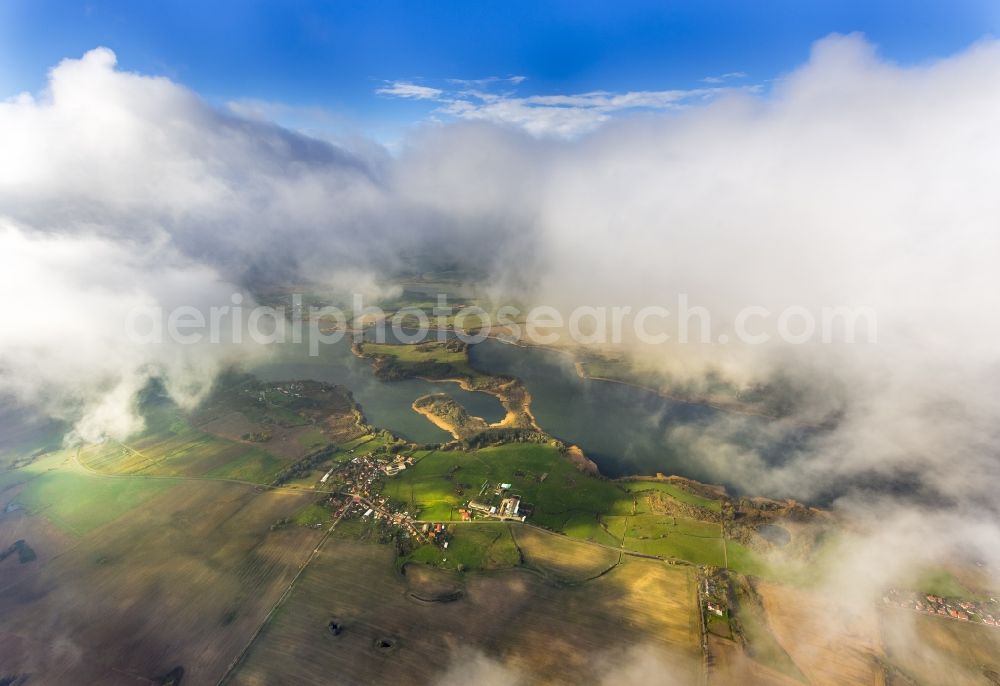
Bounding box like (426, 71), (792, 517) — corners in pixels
(80, 419), (288, 484)
(205, 448), (286, 482)
(628, 529), (726, 566)
(9, 453), (175, 536)
(363, 341), (469, 368)
(0, 410), (66, 471)
(601, 513), (726, 567)
(291, 500), (335, 527)
(405, 522), (520, 571)
(619, 513), (726, 566)
(338, 434), (380, 451)
(382, 443), (622, 527)
(360, 339), (493, 388)
(619, 479), (724, 512)
(726, 540), (773, 577)
(381, 443), (749, 569)
(904, 566), (988, 600)
(295, 427), (330, 451)
(562, 512), (621, 546)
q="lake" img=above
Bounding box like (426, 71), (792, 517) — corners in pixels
(467, 338), (815, 497)
(250, 336), (504, 444)
(468, 338), (729, 481)
(251, 332), (799, 496)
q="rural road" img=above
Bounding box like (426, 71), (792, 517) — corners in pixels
(66, 442), (355, 686)
(216, 509), (347, 686)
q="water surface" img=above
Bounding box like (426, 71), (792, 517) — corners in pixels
(253, 334), (805, 497)
(470, 339), (780, 492)
(251, 337), (503, 444)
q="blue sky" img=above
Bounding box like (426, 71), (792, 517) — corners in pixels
(2, 0), (997, 139)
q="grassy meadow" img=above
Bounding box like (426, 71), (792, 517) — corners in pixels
(379, 442), (765, 571)
(405, 522), (521, 571)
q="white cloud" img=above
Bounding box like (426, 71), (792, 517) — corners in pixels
(0, 36), (998, 682)
(446, 75), (527, 87)
(0, 47), (412, 440)
(440, 87), (757, 137)
(701, 70), (748, 83)
(394, 33), (1000, 527)
(0, 222), (258, 442)
(433, 645), (694, 686)
(376, 81), (443, 100)
(376, 75), (757, 138)
(4, 38), (1000, 613)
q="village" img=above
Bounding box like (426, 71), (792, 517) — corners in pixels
(311, 445), (536, 558)
(317, 446), (415, 493)
(883, 588), (1000, 626)
(313, 446), (469, 555)
(318, 447), (431, 542)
